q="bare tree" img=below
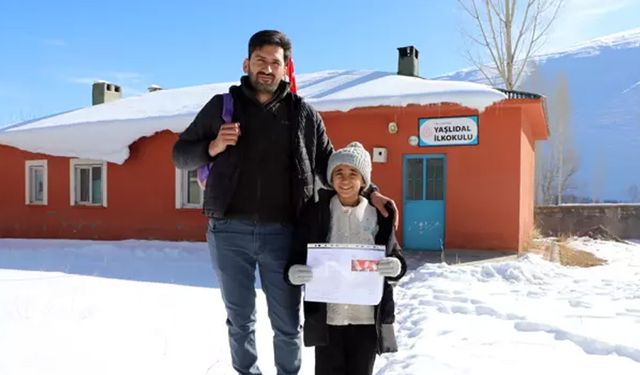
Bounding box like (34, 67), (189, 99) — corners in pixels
(550, 73), (576, 204)
(522, 67), (577, 205)
(591, 151), (607, 203)
(457, 0), (564, 90)
(537, 145), (576, 205)
(627, 184), (640, 203)
(522, 63), (553, 204)
(538, 153), (556, 205)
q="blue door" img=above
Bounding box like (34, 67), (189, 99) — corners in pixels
(403, 155), (446, 251)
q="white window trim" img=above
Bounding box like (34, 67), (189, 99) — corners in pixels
(69, 159), (108, 207)
(25, 160), (48, 205)
(175, 168), (203, 209)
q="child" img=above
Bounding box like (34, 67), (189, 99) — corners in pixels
(286, 142), (406, 375)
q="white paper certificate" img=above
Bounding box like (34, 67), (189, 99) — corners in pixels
(304, 243), (386, 305)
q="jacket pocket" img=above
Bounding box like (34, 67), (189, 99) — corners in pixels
(209, 217), (230, 230)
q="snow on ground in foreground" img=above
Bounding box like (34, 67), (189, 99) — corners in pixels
(0, 238), (639, 375)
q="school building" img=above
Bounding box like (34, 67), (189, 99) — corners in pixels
(0, 47), (548, 252)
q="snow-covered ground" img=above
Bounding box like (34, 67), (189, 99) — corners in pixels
(1, 238), (639, 374)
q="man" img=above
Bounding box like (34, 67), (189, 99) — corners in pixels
(172, 30), (396, 375)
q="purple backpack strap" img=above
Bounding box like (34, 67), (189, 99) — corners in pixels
(222, 93), (233, 123)
(197, 91), (234, 188)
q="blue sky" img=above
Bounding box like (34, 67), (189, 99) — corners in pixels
(1, 0), (639, 126)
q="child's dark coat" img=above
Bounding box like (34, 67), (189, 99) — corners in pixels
(286, 189), (407, 354)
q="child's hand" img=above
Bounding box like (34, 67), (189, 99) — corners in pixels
(288, 265), (313, 285)
(377, 257), (401, 278)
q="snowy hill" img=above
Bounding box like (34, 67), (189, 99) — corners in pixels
(438, 28), (640, 201)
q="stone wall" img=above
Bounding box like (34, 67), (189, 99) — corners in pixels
(535, 205), (640, 239)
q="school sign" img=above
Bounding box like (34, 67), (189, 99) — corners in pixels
(418, 116), (479, 147)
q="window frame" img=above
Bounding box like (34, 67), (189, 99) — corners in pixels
(175, 168), (203, 209)
(69, 159), (107, 207)
(24, 160), (48, 205)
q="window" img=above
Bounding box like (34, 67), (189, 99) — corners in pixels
(25, 160), (48, 205)
(70, 159), (107, 206)
(404, 156), (445, 201)
(405, 158), (423, 200)
(175, 168), (203, 209)
(426, 158), (444, 200)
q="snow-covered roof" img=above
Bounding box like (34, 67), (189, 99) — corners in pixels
(0, 70), (507, 164)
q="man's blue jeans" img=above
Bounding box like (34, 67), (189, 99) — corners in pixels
(206, 218), (301, 375)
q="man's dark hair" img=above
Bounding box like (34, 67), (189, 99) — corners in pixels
(248, 30), (292, 62)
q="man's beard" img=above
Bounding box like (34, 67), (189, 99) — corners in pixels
(248, 68), (280, 94)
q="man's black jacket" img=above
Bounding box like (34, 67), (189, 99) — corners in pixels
(173, 77), (333, 220)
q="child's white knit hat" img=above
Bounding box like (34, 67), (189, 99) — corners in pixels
(327, 142), (372, 189)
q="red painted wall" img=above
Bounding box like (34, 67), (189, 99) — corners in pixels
(322, 101), (545, 251)
(518, 110), (538, 250)
(0, 131), (207, 241)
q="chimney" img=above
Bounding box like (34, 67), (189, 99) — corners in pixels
(397, 46), (419, 77)
(92, 81), (122, 105)
(148, 84), (163, 93)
